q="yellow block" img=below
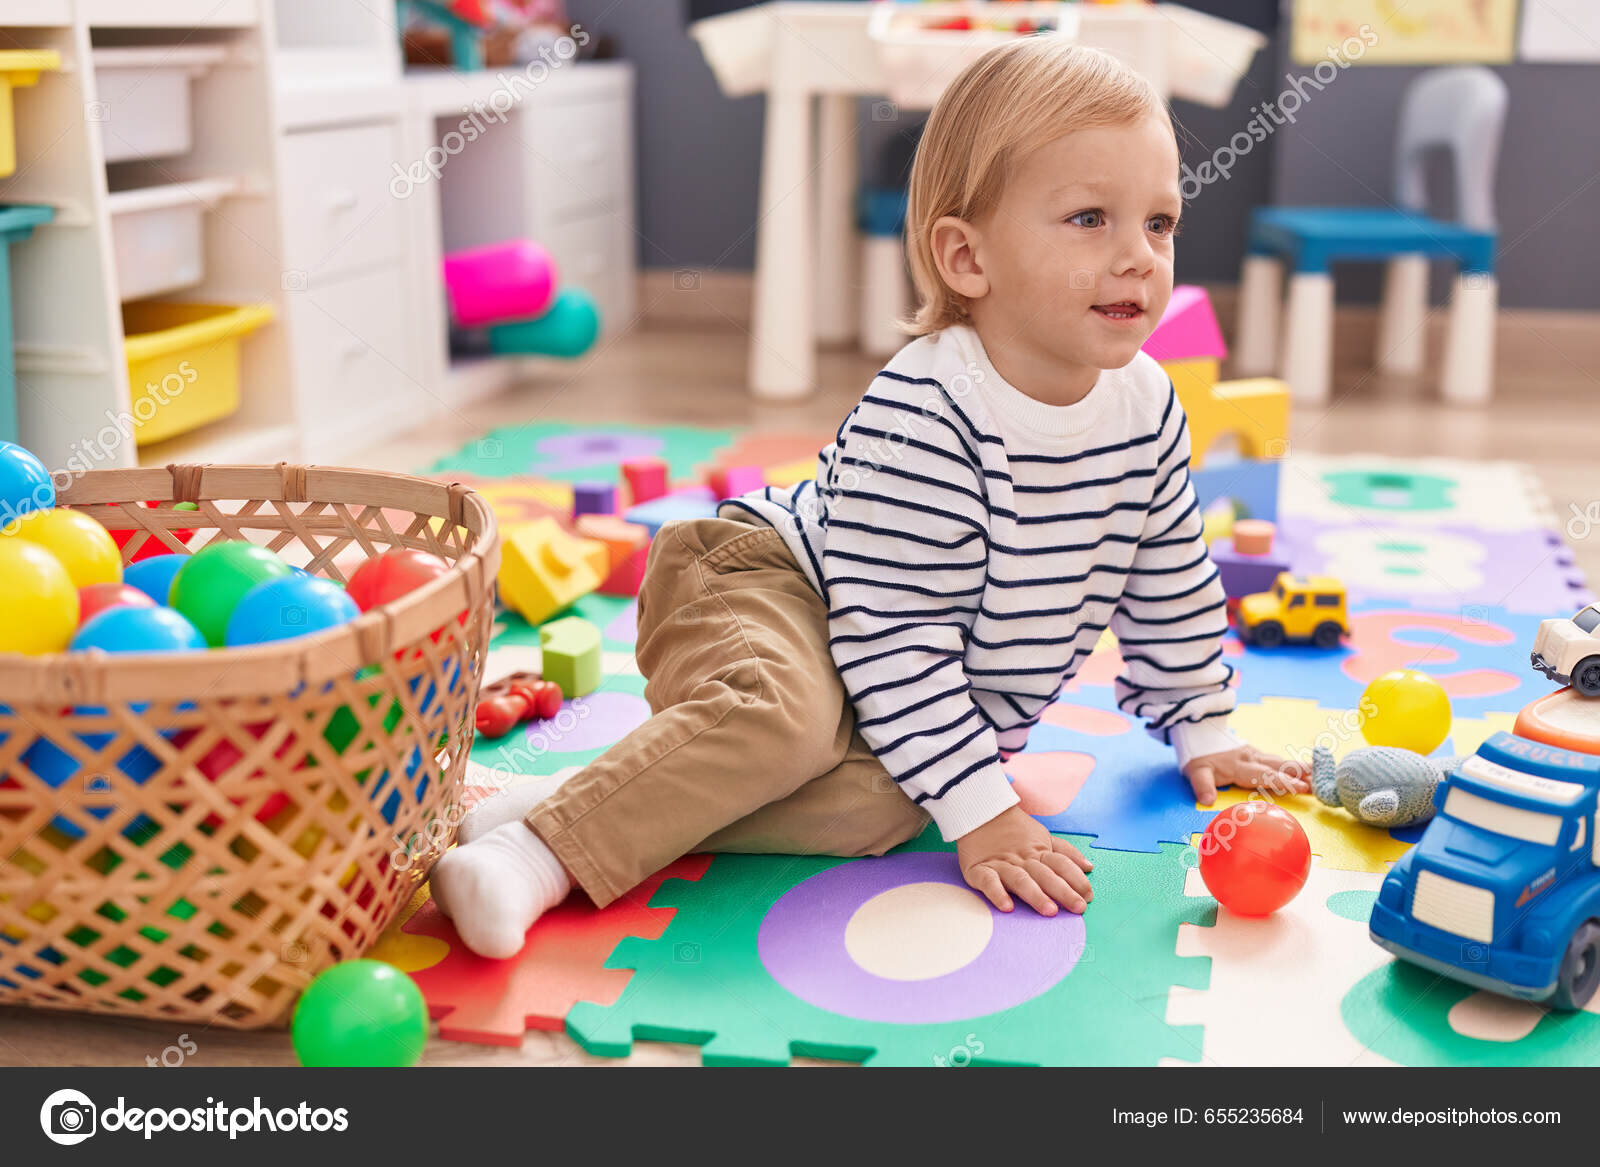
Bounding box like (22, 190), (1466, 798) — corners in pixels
(497, 516), (603, 625)
(1165, 366), (1290, 470)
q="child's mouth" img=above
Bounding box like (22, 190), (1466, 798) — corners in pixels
(1091, 302), (1144, 323)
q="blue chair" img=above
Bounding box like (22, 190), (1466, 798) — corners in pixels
(1234, 67), (1508, 406)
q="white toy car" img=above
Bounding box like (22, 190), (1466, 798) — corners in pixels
(1532, 603), (1600, 696)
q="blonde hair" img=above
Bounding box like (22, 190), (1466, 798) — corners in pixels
(902, 39), (1170, 337)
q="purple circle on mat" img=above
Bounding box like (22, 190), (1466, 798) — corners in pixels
(604, 599), (638, 644)
(757, 851), (1083, 1024)
(524, 690), (649, 754)
(534, 432), (662, 472)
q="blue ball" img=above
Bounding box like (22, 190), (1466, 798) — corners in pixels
(0, 440), (53, 527)
(70, 606), (207, 654)
(124, 553), (188, 605)
(225, 574), (359, 646)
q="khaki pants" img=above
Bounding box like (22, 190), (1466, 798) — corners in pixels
(526, 515), (931, 907)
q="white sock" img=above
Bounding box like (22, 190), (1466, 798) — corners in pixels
(458, 763), (580, 845)
(429, 822), (573, 959)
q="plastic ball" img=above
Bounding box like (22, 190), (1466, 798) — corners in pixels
(1197, 801), (1311, 916)
(0, 440), (53, 524)
(225, 574), (360, 646)
(78, 582), (157, 625)
(70, 605), (207, 654)
(3, 508), (121, 588)
(124, 553), (188, 606)
(169, 542), (295, 646)
(291, 960), (428, 1068)
(1360, 668), (1452, 755)
(346, 549), (451, 612)
(0, 539), (79, 654)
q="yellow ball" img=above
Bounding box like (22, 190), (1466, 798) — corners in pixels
(4, 507), (121, 588)
(0, 538), (79, 653)
(1360, 668), (1452, 755)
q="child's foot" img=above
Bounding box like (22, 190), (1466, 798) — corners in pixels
(429, 823), (573, 959)
(458, 764), (579, 844)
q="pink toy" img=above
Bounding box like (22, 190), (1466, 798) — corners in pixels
(707, 465), (765, 499)
(1141, 285), (1228, 363)
(622, 457), (668, 505)
(442, 240), (557, 329)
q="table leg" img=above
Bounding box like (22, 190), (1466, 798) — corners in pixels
(815, 93), (858, 347)
(1376, 254), (1427, 374)
(1282, 271), (1334, 406)
(749, 88), (816, 399)
(1233, 254), (1282, 376)
(1440, 272), (1496, 405)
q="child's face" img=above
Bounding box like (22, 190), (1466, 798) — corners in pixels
(961, 116), (1180, 375)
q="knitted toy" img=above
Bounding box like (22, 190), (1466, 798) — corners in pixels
(1310, 745), (1465, 829)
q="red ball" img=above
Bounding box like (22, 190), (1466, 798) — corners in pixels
(1197, 801), (1311, 916)
(78, 582), (157, 625)
(346, 549), (451, 613)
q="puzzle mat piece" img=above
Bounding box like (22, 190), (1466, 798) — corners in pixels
(425, 422), (739, 485)
(1280, 453), (1558, 533)
(710, 432), (834, 478)
(1342, 959), (1600, 1066)
(367, 881), (450, 975)
(1168, 864), (1394, 1066)
(385, 855), (713, 1046)
(472, 622), (648, 770)
(423, 470), (573, 529)
(1232, 600), (1545, 721)
(1019, 686), (1216, 853)
(1221, 696), (1514, 871)
(567, 829), (1213, 1066)
(1276, 517), (1592, 615)
(1229, 695), (1514, 765)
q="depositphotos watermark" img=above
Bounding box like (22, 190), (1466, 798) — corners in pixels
(40, 1089), (348, 1144)
(389, 25), (591, 198)
(1179, 25), (1379, 199)
(0, 360), (197, 532)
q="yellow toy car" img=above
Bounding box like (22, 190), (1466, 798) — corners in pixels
(1237, 572), (1349, 648)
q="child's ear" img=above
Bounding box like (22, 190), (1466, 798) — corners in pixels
(929, 215), (990, 302)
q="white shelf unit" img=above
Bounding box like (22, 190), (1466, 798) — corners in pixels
(0, 0), (638, 471)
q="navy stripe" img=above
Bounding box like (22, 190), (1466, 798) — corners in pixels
(914, 752), (1007, 805)
(836, 643), (962, 674)
(873, 706), (983, 758)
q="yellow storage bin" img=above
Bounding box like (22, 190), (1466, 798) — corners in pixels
(0, 50), (61, 177)
(122, 301), (274, 446)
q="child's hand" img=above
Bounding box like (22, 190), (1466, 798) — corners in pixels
(956, 805), (1094, 916)
(1184, 745), (1310, 806)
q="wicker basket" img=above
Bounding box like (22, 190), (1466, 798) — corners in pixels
(0, 463), (500, 1028)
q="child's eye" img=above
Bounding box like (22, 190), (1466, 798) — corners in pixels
(1066, 209), (1104, 229)
(1147, 215), (1181, 237)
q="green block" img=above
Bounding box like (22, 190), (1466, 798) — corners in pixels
(567, 829), (1212, 1066)
(539, 615), (602, 698)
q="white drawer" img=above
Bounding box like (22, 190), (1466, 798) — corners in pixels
(280, 121), (404, 285)
(290, 266), (425, 441)
(524, 97), (627, 223)
(537, 210), (631, 338)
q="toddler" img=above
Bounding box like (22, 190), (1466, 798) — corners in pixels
(432, 39), (1306, 958)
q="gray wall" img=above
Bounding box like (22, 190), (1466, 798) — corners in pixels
(1268, 49), (1600, 309)
(571, 0), (1600, 308)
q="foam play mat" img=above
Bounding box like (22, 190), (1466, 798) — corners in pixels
(368, 424), (1596, 1065)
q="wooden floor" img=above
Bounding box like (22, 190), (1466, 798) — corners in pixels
(5, 306), (1597, 1067)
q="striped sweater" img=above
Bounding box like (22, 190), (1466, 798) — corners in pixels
(719, 324), (1240, 840)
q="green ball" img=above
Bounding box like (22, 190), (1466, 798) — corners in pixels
(291, 960), (428, 1068)
(169, 542), (294, 646)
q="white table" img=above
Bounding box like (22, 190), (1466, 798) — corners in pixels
(691, 2), (1265, 398)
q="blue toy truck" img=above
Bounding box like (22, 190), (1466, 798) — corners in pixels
(1370, 731), (1600, 1009)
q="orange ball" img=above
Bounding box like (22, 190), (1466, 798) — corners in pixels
(1198, 801), (1311, 916)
